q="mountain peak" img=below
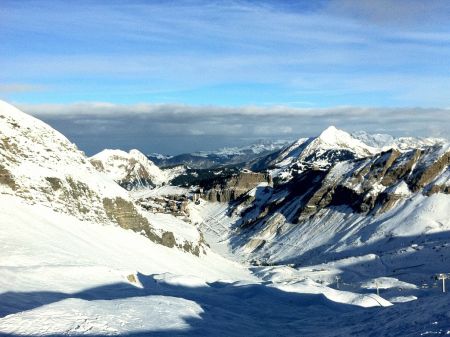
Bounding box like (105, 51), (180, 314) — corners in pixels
(283, 126), (380, 167)
(317, 126), (352, 144)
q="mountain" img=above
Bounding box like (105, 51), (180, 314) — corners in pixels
(90, 148), (180, 190)
(352, 130), (446, 151)
(199, 126), (450, 278)
(0, 100), (204, 252)
(2, 102), (450, 336)
(148, 139), (291, 169)
(250, 126), (378, 175)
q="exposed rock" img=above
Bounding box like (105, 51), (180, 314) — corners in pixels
(102, 197), (181, 249)
(381, 149), (419, 186)
(204, 171), (271, 202)
(426, 184), (450, 196)
(0, 164), (17, 190)
(127, 274), (137, 284)
(409, 150), (450, 192)
(375, 192), (403, 214)
(161, 231), (176, 248)
(45, 177), (63, 191)
(137, 194), (190, 217)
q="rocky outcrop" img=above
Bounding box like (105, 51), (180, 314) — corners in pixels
(409, 150), (450, 192)
(138, 194), (189, 217)
(0, 164), (17, 190)
(380, 149), (419, 186)
(205, 171), (272, 202)
(103, 197), (155, 236)
(426, 184), (450, 196)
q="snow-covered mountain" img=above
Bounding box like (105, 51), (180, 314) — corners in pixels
(200, 126), (450, 276)
(269, 126), (377, 172)
(0, 100), (127, 223)
(90, 149), (171, 190)
(148, 139), (291, 169)
(352, 130), (446, 151)
(0, 100), (204, 253)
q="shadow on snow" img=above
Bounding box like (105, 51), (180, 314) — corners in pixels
(0, 272), (367, 337)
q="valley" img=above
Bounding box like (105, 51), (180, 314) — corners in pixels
(0, 101), (449, 336)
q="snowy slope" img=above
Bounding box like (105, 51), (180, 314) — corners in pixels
(0, 194), (257, 335)
(3, 195), (449, 336)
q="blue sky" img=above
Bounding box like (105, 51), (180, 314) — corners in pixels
(1, 0), (449, 154)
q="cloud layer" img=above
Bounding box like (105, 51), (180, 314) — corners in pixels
(18, 102), (449, 155)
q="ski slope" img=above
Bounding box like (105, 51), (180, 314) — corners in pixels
(2, 195), (450, 336)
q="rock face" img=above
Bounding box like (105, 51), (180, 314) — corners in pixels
(137, 194), (189, 217)
(204, 171), (272, 202)
(0, 100), (201, 254)
(90, 149), (167, 190)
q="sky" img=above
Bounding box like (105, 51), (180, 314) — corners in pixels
(1, 0), (450, 155)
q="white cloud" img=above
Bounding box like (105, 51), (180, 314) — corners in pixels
(0, 83), (45, 93)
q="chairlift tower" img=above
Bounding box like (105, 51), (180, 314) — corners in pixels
(335, 276), (341, 289)
(437, 273), (449, 293)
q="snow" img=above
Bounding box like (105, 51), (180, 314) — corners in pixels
(275, 279), (392, 308)
(154, 273), (209, 288)
(1, 195), (418, 336)
(2, 100), (450, 336)
(144, 212), (200, 243)
(386, 180), (411, 196)
(301, 126), (378, 159)
(149, 152), (174, 160)
(361, 277), (417, 290)
(352, 131), (395, 148)
(389, 295), (418, 303)
(0, 194), (263, 335)
(271, 126), (380, 178)
(352, 130), (447, 152)
(132, 185), (190, 198)
(91, 148), (168, 186)
(391, 137), (447, 151)
(0, 100), (131, 221)
(374, 193), (450, 237)
(0, 195), (253, 283)
(274, 137), (310, 167)
(0, 296), (203, 336)
(186, 140), (292, 158)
